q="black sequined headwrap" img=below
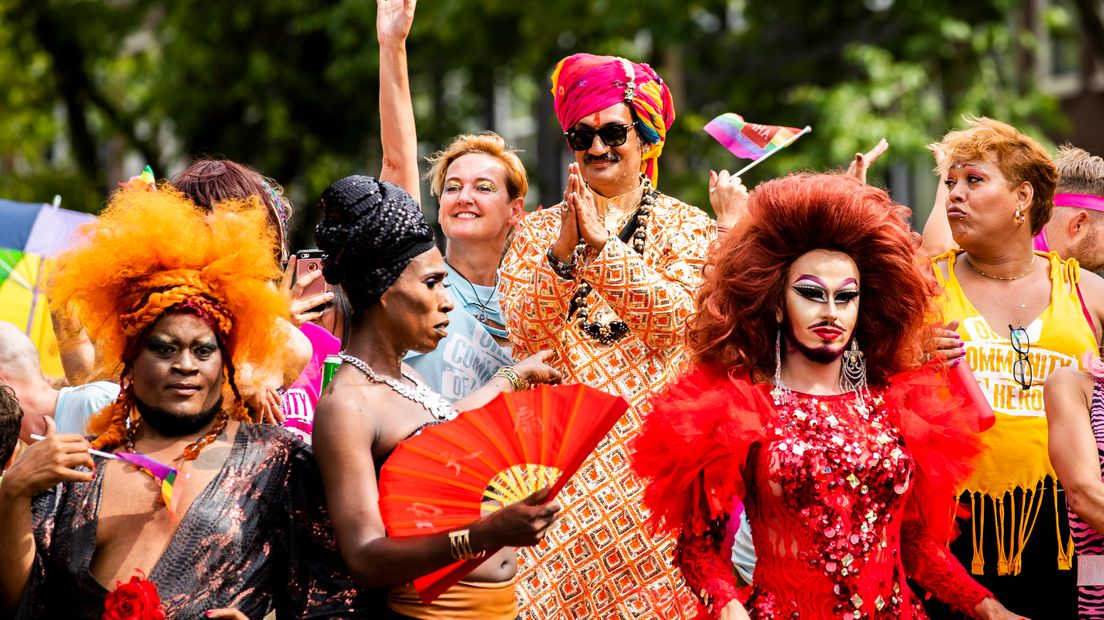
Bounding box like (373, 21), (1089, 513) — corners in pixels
(315, 176), (435, 310)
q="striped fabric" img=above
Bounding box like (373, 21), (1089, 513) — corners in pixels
(1070, 376), (1104, 617)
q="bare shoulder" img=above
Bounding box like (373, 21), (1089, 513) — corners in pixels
(1044, 366), (1094, 418)
(314, 378), (381, 447)
(1078, 268), (1104, 305)
(1046, 366), (1091, 390)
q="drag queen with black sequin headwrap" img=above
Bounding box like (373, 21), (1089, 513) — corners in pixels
(311, 176), (564, 619)
(632, 173), (1025, 619)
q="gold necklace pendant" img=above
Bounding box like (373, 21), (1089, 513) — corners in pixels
(964, 254), (1035, 281)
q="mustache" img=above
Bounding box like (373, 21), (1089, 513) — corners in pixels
(810, 321), (844, 330)
(584, 153), (620, 164)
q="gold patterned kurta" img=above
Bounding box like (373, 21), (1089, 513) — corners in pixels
(499, 192), (713, 619)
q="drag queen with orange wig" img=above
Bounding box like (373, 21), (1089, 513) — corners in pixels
(0, 186), (361, 617)
(633, 174), (1023, 619)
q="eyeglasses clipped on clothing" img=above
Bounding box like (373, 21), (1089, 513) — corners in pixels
(1009, 324), (1033, 391)
(563, 123), (637, 151)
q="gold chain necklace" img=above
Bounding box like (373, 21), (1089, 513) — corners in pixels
(964, 254), (1036, 281)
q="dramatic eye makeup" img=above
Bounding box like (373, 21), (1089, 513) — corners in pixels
(834, 290), (860, 303)
(792, 284), (828, 303)
(193, 341), (219, 360)
(147, 336), (177, 355)
(791, 276), (859, 304)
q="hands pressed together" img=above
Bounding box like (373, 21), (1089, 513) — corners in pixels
(551, 163), (612, 264)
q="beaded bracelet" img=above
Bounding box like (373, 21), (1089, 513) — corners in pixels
(545, 247), (577, 280)
(494, 366), (529, 392)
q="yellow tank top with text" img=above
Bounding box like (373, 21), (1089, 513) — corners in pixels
(932, 250), (1097, 574)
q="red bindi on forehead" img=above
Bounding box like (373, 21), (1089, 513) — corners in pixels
(577, 104), (632, 129)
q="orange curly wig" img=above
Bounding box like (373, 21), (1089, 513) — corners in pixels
(49, 185), (290, 449)
(689, 173), (938, 386)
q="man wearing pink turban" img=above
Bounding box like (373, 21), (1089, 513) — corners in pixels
(500, 53), (713, 619)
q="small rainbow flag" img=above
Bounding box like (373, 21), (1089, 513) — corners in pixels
(118, 165), (156, 191)
(705, 113), (809, 160)
(28, 433), (178, 511)
(116, 451), (178, 510)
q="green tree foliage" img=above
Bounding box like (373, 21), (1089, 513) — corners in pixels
(0, 0), (1080, 237)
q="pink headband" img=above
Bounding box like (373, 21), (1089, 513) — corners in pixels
(1055, 193), (1104, 212)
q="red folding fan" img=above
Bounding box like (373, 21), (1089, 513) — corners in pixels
(378, 383), (628, 603)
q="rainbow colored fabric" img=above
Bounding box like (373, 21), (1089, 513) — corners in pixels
(704, 112), (805, 160)
(550, 53), (675, 185)
(118, 165), (156, 191)
(116, 451), (178, 510)
(0, 200), (97, 378)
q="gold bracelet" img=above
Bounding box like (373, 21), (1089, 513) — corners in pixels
(493, 366), (529, 391)
(448, 529), (487, 561)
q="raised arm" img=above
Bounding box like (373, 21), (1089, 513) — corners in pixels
(50, 305), (95, 384)
(377, 0), (420, 201)
(921, 143), (956, 257)
(312, 388), (559, 588)
(1046, 367), (1104, 532)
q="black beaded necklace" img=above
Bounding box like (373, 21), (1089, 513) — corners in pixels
(569, 179), (657, 345)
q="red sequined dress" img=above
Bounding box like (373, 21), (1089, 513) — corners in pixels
(633, 364), (994, 619)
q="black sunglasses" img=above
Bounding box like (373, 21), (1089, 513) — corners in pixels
(1009, 324), (1033, 391)
(563, 123), (636, 151)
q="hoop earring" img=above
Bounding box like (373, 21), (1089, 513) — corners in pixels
(840, 338), (869, 403)
(1015, 207), (1026, 224)
(771, 328), (792, 405)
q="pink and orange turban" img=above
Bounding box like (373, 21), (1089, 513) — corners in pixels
(551, 53), (675, 185)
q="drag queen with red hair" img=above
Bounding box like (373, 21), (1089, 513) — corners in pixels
(633, 173), (1024, 619)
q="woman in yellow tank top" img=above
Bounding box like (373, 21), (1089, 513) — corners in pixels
(925, 118), (1104, 619)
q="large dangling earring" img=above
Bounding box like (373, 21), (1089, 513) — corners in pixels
(840, 338), (870, 405)
(771, 328), (792, 406)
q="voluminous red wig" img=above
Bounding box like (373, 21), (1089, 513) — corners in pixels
(689, 173), (937, 386)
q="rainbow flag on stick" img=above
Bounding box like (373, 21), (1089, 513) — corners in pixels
(115, 452), (178, 510)
(28, 433), (179, 511)
(704, 113), (811, 176)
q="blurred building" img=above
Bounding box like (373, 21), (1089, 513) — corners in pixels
(1032, 0), (1104, 154)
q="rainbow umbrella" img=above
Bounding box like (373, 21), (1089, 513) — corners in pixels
(0, 199), (96, 379)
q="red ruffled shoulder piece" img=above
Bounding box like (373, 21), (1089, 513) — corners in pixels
(883, 362), (991, 542)
(633, 364), (773, 537)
